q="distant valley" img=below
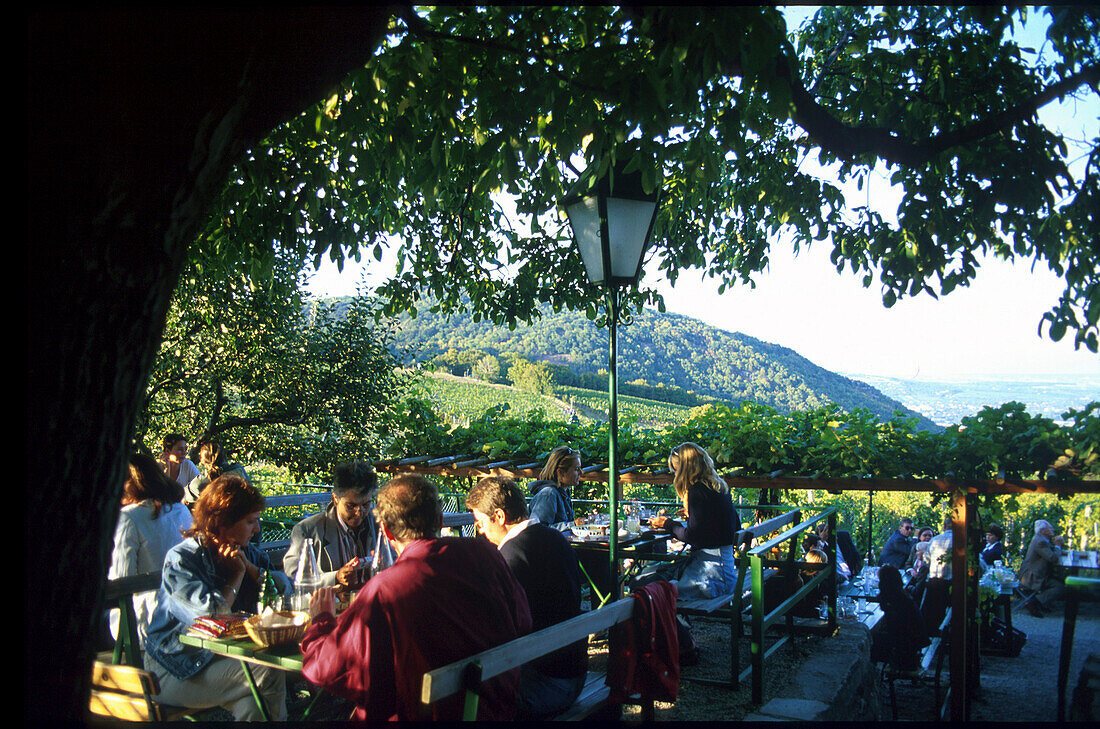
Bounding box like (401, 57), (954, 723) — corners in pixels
(315, 296), (1095, 429)
(847, 373), (1100, 426)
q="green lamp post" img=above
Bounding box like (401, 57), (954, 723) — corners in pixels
(562, 157), (660, 598)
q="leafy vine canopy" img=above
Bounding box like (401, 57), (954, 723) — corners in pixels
(203, 6), (1100, 350)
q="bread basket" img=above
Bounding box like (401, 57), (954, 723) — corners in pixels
(243, 610), (311, 648)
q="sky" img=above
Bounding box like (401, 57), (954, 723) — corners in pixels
(304, 7), (1099, 381)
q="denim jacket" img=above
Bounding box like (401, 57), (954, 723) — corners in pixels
(528, 481), (575, 530)
(145, 536), (290, 680)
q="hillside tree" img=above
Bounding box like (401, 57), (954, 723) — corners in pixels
(140, 252), (408, 479)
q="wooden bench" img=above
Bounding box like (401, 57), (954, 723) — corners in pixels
(420, 596), (656, 721)
(883, 608), (952, 721)
(742, 508), (840, 703)
(676, 508), (806, 689)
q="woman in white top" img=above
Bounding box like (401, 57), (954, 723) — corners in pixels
(158, 433), (201, 490)
(109, 452), (193, 645)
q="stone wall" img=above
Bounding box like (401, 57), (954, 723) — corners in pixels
(744, 622), (885, 721)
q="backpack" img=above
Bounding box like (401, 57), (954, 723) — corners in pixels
(981, 616), (1026, 657)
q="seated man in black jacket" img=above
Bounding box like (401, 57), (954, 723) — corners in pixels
(466, 476), (588, 719)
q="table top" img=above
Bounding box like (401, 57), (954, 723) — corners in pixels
(565, 529), (671, 553)
(1060, 550), (1100, 570)
(179, 632), (305, 672)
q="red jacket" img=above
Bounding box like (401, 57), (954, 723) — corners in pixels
(300, 537), (532, 721)
(606, 580), (679, 703)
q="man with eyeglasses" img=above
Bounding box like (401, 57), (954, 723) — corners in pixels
(879, 517), (915, 568)
(284, 461), (379, 589)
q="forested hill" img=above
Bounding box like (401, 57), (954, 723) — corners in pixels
(318, 297), (935, 429)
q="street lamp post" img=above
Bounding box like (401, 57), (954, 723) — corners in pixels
(562, 159), (660, 599)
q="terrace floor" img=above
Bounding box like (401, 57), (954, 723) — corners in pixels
(245, 593), (1100, 721)
(892, 596), (1100, 722)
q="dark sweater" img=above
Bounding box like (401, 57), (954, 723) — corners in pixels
(666, 482), (739, 548)
(499, 522), (587, 678)
(874, 590), (930, 670)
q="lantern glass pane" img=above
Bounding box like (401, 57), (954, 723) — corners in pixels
(606, 198), (656, 279)
(566, 195), (605, 284)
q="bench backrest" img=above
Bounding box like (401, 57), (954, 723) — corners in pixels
(737, 508), (804, 549)
(105, 572), (162, 667)
(421, 597), (634, 710)
(263, 492), (332, 509)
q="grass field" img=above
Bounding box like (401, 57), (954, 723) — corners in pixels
(414, 373), (693, 427)
(416, 373), (575, 424)
(557, 385), (693, 426)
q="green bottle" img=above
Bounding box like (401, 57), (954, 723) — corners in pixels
(257, 569), (278, 612)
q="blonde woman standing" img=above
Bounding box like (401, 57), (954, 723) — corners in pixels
(650, 442), (740, 598)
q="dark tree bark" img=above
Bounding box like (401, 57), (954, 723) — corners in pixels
(25, 8), (393, 721)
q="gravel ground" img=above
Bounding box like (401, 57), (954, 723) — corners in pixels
(889, 596), (1100, 722)
(275, 614), (820, 722)
(611, 614), (824, 722)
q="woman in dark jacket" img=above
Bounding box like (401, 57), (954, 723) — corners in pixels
(649, 442), (740, 597)
(873, 564), (930, 670)
(980, 523), (1005, 570)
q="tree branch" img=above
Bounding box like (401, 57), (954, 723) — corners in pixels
(396, 5), (612, 96)
(783, 53), (1100, 167)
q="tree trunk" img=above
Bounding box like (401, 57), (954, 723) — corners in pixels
(26, 8), (392, 721)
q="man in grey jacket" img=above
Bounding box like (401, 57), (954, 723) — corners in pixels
(283, 461), (378, 588)
(1019, 519), (1064, 617)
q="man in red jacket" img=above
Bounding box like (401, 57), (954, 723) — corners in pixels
(300, 474), (532, 721)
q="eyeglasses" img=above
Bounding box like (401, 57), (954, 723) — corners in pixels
(902, 526), (914, 532)
(339, 499), (373, 513)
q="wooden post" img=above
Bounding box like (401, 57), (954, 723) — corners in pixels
(949, 489), (972, 721)
(827, 510), (838, 633)
(751, 552), (765, 705)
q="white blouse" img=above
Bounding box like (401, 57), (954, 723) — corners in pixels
(108, 500), (193, 644)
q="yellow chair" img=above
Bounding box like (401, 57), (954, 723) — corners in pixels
(88, 660), (197, 722)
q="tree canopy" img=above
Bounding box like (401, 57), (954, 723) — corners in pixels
(139, 249), (407, 479)
(205, 5), (1099, 350)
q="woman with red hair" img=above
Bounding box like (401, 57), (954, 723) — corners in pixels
(144, 475), (291, 720)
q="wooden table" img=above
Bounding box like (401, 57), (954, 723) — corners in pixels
(1060, 550), (1100, 573)
(1058, 575), (1100, 721)
(566, 530), (671, 606)
(179, 632), (307, 721)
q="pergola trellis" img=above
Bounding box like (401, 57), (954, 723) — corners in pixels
(375, 451), (1100, 721)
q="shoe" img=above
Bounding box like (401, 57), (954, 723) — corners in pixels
(1026, 601), (1044, 618)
